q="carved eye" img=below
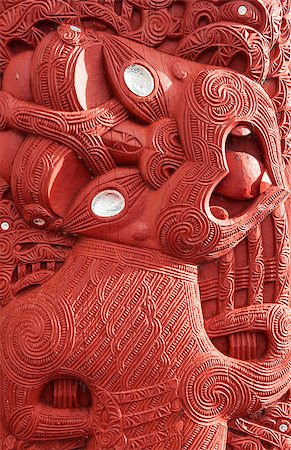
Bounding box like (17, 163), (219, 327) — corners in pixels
(0, 221), (10, 231)
(124, 64), (155, 97)
(33, 218), (46, 226)
(91, 190), (125, 218)
(69, 25), (81, 33)
(237, 5), (248, 16)
(278, 423), (289, 433)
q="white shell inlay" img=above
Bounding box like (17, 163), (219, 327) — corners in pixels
(124, 64), (155, 97)
(70, 25), (81, 33)
(238, 5), (248, 15)
(91, 190), (125, 218)
(33, 218), (45, 226)
(1, 221), (10, 231)
(279, 423), (288, 433)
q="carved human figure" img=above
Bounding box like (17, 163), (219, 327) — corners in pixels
(0, 1), (290, 449)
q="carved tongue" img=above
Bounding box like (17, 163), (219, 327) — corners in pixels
(215, 151), (272, 200)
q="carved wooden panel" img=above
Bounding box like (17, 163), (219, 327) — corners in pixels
(0, 1), (290, 449)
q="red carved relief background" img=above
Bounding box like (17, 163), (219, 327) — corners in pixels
(0, 1), (290, 449)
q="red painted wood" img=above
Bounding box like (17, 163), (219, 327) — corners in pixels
(0, 1), (290, 449)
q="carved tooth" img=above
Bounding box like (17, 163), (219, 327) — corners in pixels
(32, 263), (41, 273)
(17, 264), (26, 279)
(47, 261), (55, 271)
(260, 171), (272, 193)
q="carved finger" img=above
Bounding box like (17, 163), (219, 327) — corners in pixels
(205, 304), (291, 357)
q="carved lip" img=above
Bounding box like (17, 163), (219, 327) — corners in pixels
(206, 186), (290, 260)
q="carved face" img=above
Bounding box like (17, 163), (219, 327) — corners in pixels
(2, 24), (287, 263)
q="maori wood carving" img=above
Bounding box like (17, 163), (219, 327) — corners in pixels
(0, 1), (290, 449)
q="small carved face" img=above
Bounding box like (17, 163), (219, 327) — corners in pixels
(0, 192), (74, 306)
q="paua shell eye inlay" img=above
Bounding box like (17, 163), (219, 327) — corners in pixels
(33, 218), (46, 226)
(0, 221), (9, 231)
(124, 64), (155, 97)
(238, 5), (248, 15)
(91, 190), (125, 217)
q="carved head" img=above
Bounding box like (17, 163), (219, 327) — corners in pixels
(1, 20), (289, 264)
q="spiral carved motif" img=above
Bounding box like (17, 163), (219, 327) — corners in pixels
(57, 23), (84, 45)
(188, 70), (258, 125)
(158, 206), (221, 260)
(268, 304), (291, 354)
(183, 2), (218, 33)
(0, 294), (75, 387)
(183, 357), (256, 424)
(143, 11), (172, 45)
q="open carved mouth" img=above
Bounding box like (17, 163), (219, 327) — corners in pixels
(42, 378), (92, 409)
(211, 124), (273, 219)
(11, 260), (65, 295)
(10, 238), (74, 296)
